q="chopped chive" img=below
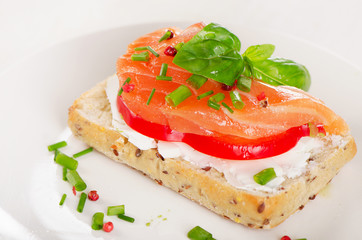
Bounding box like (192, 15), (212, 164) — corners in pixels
(135, 46), (159, 57)
(159, 31), (172, 42)
(92, 212), (104, 230)
(186, 74), (208, 89)
(59, 194), (67, 206)
(209, 93), (225, 103)
(230, 90), (245, 109)
(107, 205), (125, 216)
(131, 51), (150, 61)
(237, 75), (252, 92)
(253, 168), (277, 185)
(55, 152), (78, 170)
(156, 76), (173, 81)
(118, 214), (135, 223)
(134, 46), (148, 51)
(165, 85), (192, 107)
(54, 149), (59, 161)
(207, 100), (221, 110)
(118, 77), (131, 96)
(146, 46), (159, 57)
(147, 88), (156, 105)
(197, 90), (214, 100)
(77, 192), (87, 213)
(159, 63), (168, 76)
(66, 170), (87, 191)
(73, 147), (93, 158)
(48, 141), (67, 151)
(222, 102), (234, 113)
(187, 226), (215, 240)
(62, 167), (68, 181)
(175, 42), (184, 51)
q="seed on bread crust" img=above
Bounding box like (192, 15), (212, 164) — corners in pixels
(135, 148), (142, 157)
(257, 202), (265, 213)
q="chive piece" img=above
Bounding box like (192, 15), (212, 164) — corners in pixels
(159, 31), (172, 42)
(156, 76), (173, 81)
(66, 170), (87, 191)
(147, 46), (159, 57)
(118, 77), (131, 96)
(159, 63), (168, 76)
(62, 167), (68, 181)
(175, 42), (184, 51)
(295, 239), (307, 240)
(186, 74), (208, 89)
(131, 51), (150, 61)
(222, 102), (234, 113)
(92, 212), (104, 230)
(107, 205), (125, 216)
(207, 100), (221, 110)
(135, 46), (159, 57)
(165, 85), (192, 107)
(147, 88), (156, 105)
(237, 75), (252, 92)
(209, 93), (225, 103)
(73, 147), (93, 158)
(54, 149), (59, 161)
(197, 90), (214, 100)
(59, 194), (67, 206)
(118, 214), (135, 223)
(230, 91), (245, 109)
(48, 141), (67, 151)
(134, 47), (148, 51)
(187, 226), (215, 240)
(55, 152), (78, 170)
(77, 192), (87, 213)
(253, 168), (277, 185)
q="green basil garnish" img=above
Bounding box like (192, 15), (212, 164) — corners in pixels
(173, 23), (243, 86)
(173, 23), (311, 91)
(243, 57), (311, 91)
(243, 44), (275, 62)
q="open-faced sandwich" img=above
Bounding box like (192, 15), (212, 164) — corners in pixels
(68, 22), (357, 229)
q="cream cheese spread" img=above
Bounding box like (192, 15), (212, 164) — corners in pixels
(105, 75), (342, 193)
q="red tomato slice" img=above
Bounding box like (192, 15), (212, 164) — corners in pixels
(117, 95), (324, 160)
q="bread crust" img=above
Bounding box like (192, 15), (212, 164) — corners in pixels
(68, 77), (357, 229)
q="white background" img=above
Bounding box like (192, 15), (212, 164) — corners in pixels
(1, 0), (361, 73)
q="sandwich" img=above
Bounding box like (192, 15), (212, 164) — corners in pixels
(68, 22), (357, 229)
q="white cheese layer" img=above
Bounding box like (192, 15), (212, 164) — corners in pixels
(105, 75), (341, 193)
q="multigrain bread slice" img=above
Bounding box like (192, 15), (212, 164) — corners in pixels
(68, 77), (357, 229)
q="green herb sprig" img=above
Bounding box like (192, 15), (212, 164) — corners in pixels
(173, 23), (311, 91)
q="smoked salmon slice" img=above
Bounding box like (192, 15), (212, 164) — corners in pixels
(116, 23), (349, 140)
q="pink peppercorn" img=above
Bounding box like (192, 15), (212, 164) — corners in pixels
(88, 190), (99, 201)
(103, 222), (113, 232)
(123, 83), (135, 93)
(164, 46), (177, 56)
(280, 236), (291, 240)
(257, 91), (266, 101)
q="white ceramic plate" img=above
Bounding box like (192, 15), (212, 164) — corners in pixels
(0, 22), (361, 240)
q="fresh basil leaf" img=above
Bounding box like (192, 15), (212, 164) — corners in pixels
(243, 58), (311, 91)
(173, 23), (243, 86)
(243, 44), (275, 62)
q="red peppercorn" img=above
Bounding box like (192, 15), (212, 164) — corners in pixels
(280, 236), (291, 240)
(167, 30), (174, 39)
(103, 222), (113, 232)
(72, 186), (76, 196)
(257, 91), (266, 101)
(88, 190), (99, 201)
(221, 83), (233, 91)
(123, 83), (135, 93)
(164, 46), (177, 56)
